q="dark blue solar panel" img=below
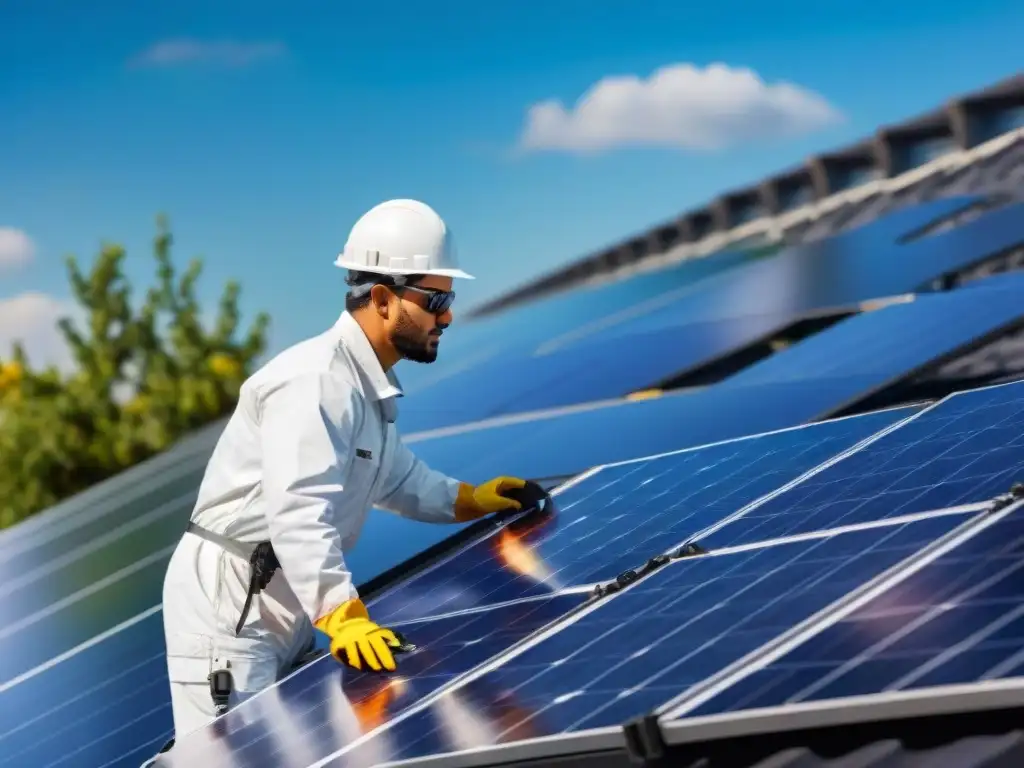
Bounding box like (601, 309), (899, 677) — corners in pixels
(409, 382), (921, 485)
(164, 592), (589, 768)
(402, 196), (1012, 398)
(370, 408), (915, 625)
(685, 502), (1024, 718)
(540, 198), (982, 345)
(399, 313), (796, 433)
(703, 380), (1024, 549)
(0, 550), (170, 685)
(0, 609), (172, 768)
(398, 246), (758, 397)
(718, 280), (1024, 389)
(318, 513), (972, 767)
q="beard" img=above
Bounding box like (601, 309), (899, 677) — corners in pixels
(391, 306), (440, 364)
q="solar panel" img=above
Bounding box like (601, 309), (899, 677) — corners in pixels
(700, 379), (1024, 549)
(308, 512), (975, 768)
(397, 246), (757, 397)
(163, 591), (591, 768)
(550, 196), (1024, 344)
(410, 382), (921, 484)
(368, 407), (915, 625)
(398, 312), (798, 433)
(0, 548), (171, 685)
(0, 463), (199, 582)
(716, 279), (1024, 390)
(671, 498), (1024, 720)
(0, 608), (171, 768)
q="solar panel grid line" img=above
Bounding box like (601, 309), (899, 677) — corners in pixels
(0, 489), (194, 598)
(402, 396), (627, 444)
(656, 496), (1024, 721)
(697, 503), (989, 559)
(658, 677), (1024, 749)
(0, 544), (174, 644)
(393, 585), (600, 627)
(668, 402), (926, 551)
(71, 702), (172, 768)
(301, 509), (978, 768)
(591, 402), (922, 472)
(0, 604), (162, 696)
(0, 649), (164, 748)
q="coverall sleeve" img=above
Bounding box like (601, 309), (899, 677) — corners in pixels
(375, 438), (461, 523)
(260, 373), (364, 623)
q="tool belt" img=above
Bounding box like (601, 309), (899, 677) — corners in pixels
(185, 521), (281, 636)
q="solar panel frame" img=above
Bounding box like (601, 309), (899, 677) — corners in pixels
(656, 498), (1024, 752)
(676, 496), (1024, 719)
(657, 496), (1024, 725)
(655, 677), (1024, 754)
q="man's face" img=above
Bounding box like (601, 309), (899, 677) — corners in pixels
(388, 275), (455, 364)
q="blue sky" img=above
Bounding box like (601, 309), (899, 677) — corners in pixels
(1, 0), (1022, 367)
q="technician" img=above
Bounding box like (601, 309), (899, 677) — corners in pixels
(159, 199), (530, 743)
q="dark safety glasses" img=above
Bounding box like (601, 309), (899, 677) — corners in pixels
(398, 284), (456, 315)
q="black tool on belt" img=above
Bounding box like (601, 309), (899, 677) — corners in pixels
(185, 521), (281, 636)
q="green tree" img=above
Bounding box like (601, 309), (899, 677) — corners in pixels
(0, 216), (271, 529)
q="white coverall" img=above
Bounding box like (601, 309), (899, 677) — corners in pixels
(161, 310), (461, 739)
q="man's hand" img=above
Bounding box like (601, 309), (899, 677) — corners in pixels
(314, 598), (402, 672)
(454, 476), (528, 522)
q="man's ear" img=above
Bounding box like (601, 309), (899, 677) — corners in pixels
(369, 284), (393, 319)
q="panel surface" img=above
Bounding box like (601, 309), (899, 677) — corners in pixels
(409, 386), (921, 485)
(163, 592), (589, 768)
(370, 409), (911, 625)
(686, 503), (1024, 717)
(399, 312), (795, 433)
(0, 608), (173, 768)
(0, 550), (170, 685)
(319, 514), (971, 767)
(553, 197), (1016, 344)
(704, 380), (1024, 548)
(397, 246), (757, 396)
(718, 279), (1024, 388)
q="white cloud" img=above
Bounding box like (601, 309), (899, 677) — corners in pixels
(130, 38), (286, 69)
(0, 228), (35, 271)
(0, 293), (79, 372)
(519, 62), (843, 154)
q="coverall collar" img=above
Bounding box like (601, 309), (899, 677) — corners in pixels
(334, 311), (404, 402)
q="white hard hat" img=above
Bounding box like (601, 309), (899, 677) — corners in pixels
(334, 199), (475, 280)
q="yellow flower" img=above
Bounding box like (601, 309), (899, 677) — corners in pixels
(208, 353), (241, 378)
(0, 361), (24, 391)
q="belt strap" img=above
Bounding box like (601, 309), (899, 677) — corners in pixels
(186, 522), (281, 636)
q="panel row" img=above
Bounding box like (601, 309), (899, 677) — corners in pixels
(372, 378), (1024, 626)
(23, 380), (1024, 767)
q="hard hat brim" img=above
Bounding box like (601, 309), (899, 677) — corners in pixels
(334, 257), (475, 280)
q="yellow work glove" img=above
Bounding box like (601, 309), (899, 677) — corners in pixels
(314, 598), (402, 672)
(454, 476), (528, 522)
